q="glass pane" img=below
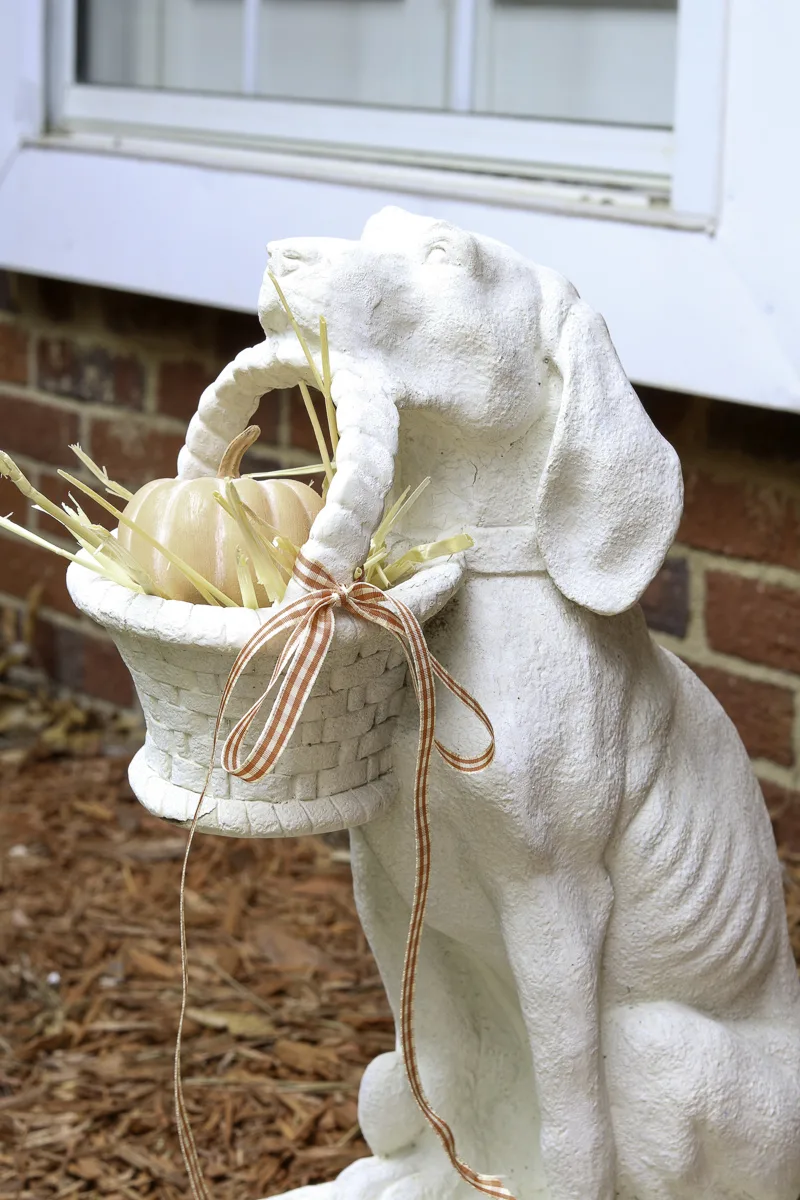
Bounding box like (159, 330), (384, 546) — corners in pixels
(256, 0), (450, 110)
(76, 0), (677, 128)
(474, 0), (678, 127)
(77, 0), (244, 95)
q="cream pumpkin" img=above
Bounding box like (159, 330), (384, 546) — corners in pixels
(117, 426), (323, 604)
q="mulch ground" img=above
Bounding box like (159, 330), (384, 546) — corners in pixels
(1, 686), (799, 1199)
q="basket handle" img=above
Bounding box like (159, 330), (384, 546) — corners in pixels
(176, 340), (304, 479)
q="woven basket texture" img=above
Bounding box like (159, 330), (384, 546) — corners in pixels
(116, 623), (408, 805)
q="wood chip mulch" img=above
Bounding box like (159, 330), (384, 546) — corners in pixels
(0, 748), (392, 1199)
(1, 728), (799, 1198)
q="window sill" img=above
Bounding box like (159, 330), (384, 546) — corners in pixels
(0, 136), (797, 412)
(37, 131), (710, 232)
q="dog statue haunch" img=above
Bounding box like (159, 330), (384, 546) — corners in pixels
(182, 208), (800, 1200)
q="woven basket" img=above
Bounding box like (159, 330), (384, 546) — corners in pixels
(66, 563), (418, 838)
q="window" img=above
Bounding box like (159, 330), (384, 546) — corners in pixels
(14, 0), (795, 416)
(57, 0), (693, 188)
(77, 0), (677, 127)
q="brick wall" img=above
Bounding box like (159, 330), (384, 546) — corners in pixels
(639, 389), (800, 850)
(0, 271), (319, 707)
(1, 273), (799, 846)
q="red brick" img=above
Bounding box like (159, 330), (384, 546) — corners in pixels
(99, 288), (210, 347)
(0, 393), (80, 467)
(36, 337), (146, 409)
(0, 473), (18, 519)
(36, 277), (76, 324)
(641, 558), (689, 638)
(215, 309), (263, 361)
(635, 386), (696, 448)
(250, 391), (283, 450)
(689, 662), (794, 766)
(0, 323), (29, 384)
(289, 386), (330, 456)
(680, 468), (800, 571)
(0, 271), (15, 313)
(760, 779), (800, 853)
(88, 417), (184, 491)
(34, 618), (135, 708)
(0, 528), (73, 614)
(36, 619), (135, 710)
(708, 399), (800, 465)
(157, 359), (218, 422)
(706, 572), (800, 674)
(33, 469), (115, 535)
(81, 632), (135, 707)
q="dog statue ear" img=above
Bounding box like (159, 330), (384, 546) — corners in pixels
(534, 302), (683, 616)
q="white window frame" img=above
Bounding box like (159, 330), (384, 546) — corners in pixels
(47, 0), (723, 205)
(1, 0), (799, 414)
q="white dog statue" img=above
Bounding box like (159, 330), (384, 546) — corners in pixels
(177, 207), (800, 1200)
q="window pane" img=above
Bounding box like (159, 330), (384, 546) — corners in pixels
(77, 0), (244, 95)
(76, 0), (677, 129)
(474, 0), (678, 127)
(256, 0), (450, 110)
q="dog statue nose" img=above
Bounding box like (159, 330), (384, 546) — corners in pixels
(267, 239), (322, 276)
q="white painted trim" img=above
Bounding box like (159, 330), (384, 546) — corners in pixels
(45, 0), (74, 131)
(58, 84), (674, 184)
(32, 130), (699, 228)
(2, 0), (799, 417)
(0, 0), (46, 182)
(241, 0), (261, 96)
(0, 143), (797, 413)
(449, 0), (479, 114)
(671, 0), (728, 216)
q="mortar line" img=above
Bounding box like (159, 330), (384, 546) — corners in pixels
(678, 543), (800, 592)
(655, 631), (800, 694)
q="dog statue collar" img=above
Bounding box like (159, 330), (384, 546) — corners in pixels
(465, 525), (546, 576)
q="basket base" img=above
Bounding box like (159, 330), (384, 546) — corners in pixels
(128, 748), (398, 839)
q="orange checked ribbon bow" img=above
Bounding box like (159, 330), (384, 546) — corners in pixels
(175, 552), (514, 1200)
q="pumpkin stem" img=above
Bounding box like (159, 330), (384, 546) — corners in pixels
(219, 426), (261, 478)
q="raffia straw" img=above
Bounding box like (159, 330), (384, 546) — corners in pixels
(319, 315), (338, 452)
(0, 514), (138, 585)
(297, 381), (334, 485)
(215, 485), (286, 603)
(244, 463), (326, 479)
(267, 274), (338, 484)
(57, 471), (237, 608)
(69, 444), (134, 501)
(2, 453), (111, 556)
(236, 550), (259, 610)
(0, 453), (154, 593)
(90, 530), (166, 596)
(221, 495), (298, 581)
(268, 273), (326, 394)
(384, 533), (474, 585)
(176, 788), (215, 1200)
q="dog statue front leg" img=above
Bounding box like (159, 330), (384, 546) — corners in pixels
(499, 865), (615, 1200)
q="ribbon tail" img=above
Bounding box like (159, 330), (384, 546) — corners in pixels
(430, 657), (495, 772)
(378, 594), (516, 1200)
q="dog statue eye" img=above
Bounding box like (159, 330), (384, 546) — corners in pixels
(425, 242), (450, 264)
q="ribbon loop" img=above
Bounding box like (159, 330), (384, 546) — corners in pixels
(176, 551), (511, 1200)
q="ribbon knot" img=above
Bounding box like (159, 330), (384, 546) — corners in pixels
(176, 551), (514, 1200)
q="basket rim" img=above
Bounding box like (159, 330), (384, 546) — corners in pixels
(65, 560), (370, 655)
(66, 552), (465, 655)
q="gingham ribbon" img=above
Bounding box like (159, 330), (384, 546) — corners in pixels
(175, 551), (512, 1200)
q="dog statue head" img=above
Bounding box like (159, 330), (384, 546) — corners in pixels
(188, 206), (683, 616)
